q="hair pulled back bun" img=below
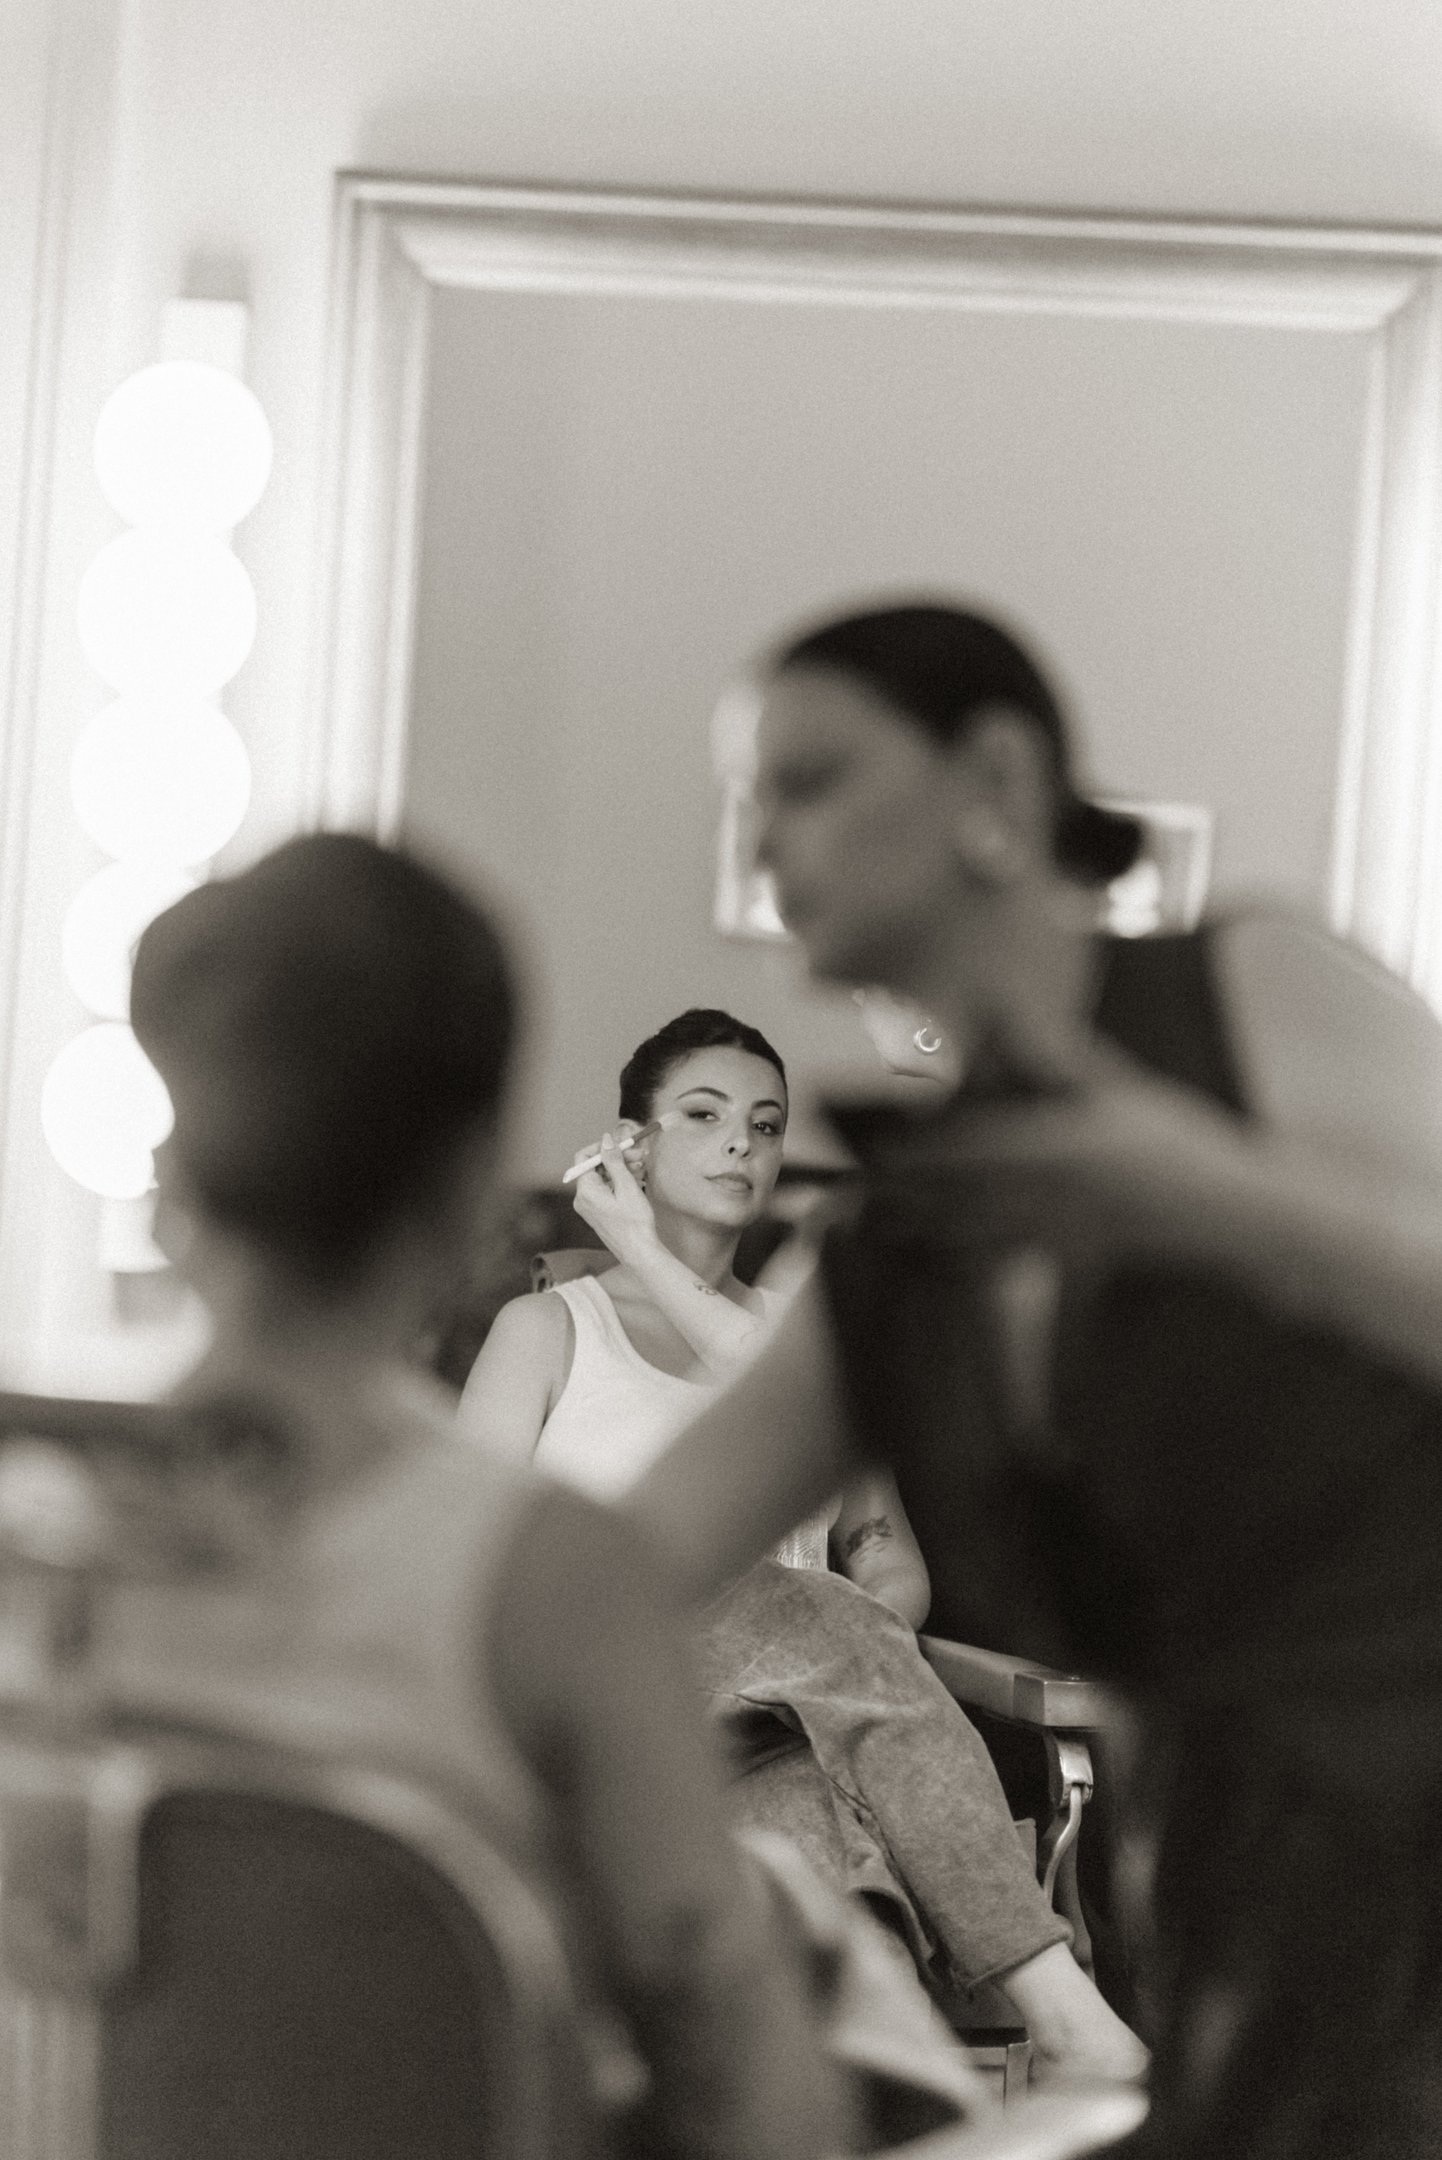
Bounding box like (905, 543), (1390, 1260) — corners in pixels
(772, 600), (1144, 886)
(618, 1008), (786, 1126)
(130, 832), (516, 1281)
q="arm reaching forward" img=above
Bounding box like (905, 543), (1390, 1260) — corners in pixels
(621, 1271), (860, 1604)
(490, 1482), (848, 2158)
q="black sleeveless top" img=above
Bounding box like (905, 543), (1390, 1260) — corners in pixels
(820, 928), (1442, 1790)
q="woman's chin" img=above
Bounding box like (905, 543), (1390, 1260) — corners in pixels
(697, 1185), (763, 1225)
(654, 1189), (755, 1234)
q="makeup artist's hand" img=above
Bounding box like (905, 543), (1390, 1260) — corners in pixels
(568, 1126), (660, 1264)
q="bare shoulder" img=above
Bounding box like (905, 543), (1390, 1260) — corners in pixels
(485, 1288), (574, 1353)
(458, 1288), (575, 1425)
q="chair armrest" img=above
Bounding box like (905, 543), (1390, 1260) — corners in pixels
(919, 1636), (1115, 1732)
(921, 1636), (1114, 1963)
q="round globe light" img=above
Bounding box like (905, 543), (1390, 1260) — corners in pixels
(62, 860), (197, 1021)
(77, 529), (256, 698)
(71, 697), (251, 866)
(95, 362), (272, 534)
(41, 1024), (174, 1201)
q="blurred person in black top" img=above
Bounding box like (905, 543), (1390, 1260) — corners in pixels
(626, 601), (1442, 2159)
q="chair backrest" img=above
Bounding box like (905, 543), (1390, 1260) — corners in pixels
(0, 1393), (604, 2160)
(0, 1729), (603, 2160)
(531, 1249), (619, 1292)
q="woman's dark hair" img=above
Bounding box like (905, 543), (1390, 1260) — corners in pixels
(772, 601), (1143, 885)
(130, 831), (517, 1284)
(618, 1009), (787, 1126)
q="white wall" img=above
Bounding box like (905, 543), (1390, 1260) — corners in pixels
(5, 0), (1442, 1386)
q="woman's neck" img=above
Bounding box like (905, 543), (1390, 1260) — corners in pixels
(925, 877), (1101, 1091)
(635, 1202), (743, 1293)
(186, 1323), (442, 1496)
(176, 1242), (437, 1465)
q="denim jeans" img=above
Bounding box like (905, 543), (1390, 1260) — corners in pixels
(694, 1559), (1069, 1991)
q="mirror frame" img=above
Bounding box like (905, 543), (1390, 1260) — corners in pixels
(312, 173), (1442, 998)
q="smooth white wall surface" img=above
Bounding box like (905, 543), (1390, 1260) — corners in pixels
(5, 0), (1442, 1384)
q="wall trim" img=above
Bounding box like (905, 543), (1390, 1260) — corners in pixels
(314, 175), (1442, 999)
(0, 0), (145, 1389)
(0, 0), (82, 1207)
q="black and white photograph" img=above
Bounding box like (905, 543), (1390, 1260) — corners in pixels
(3, 7), (1442, 2155)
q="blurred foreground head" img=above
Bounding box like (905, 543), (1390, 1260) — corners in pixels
(750, 599), (1143, 1003)
(131, 832), (517, 1291)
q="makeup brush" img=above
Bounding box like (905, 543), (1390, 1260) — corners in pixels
(561, 1111), (679, 1184)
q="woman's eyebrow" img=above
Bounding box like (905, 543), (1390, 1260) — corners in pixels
(675, 1085), (785, 1116)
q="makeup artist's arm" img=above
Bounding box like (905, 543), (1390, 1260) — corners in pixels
(751, 1195), (926, 1620)
(622, 1271), (860, 1602)
(570, 1136), (769, 1374)
(1102, 1101), (1442, 1394)
(493, 1482), (847, 2159)
(962, 1058), (1442, 1397)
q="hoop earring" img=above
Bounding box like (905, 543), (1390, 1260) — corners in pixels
(912, 1025), (945, 1056)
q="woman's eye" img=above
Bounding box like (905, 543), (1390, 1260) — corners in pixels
(754, 1121), (781, 1137)
(685, 1108), (715, 1122)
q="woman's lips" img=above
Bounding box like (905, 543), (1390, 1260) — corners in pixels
(708, 1173), (753, 1193)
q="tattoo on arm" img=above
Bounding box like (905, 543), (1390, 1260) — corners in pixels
(841, 1515), (894, 1563)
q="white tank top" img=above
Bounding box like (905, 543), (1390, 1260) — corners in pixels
(535, 1276), (717, 1500)
(535, 1276), (834, 1567)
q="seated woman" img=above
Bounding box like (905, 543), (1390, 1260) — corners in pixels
(460, 1005), (1146, 2085)
(118, 835), (848, 2160)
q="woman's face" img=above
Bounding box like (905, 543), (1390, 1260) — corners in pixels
(751, 666), (971, 996)
(639, 1046), (787, 1230)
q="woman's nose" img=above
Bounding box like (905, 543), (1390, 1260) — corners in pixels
(726, 1128), (752, 1157)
